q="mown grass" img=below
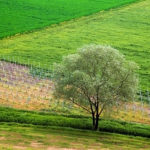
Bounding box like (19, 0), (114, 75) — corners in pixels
(0, 107), (150, 138)
(0, 0), (138, 39)
(0, 122), (150, 150)
(0, 0), (149, 89)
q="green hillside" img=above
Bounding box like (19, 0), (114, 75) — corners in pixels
(0, 0), (149, 149)
(0, 0), (149, 89)
(0, 123), (150, 150)
(0, 0), (138, 39)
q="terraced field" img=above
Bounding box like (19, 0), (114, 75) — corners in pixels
(0, 0), (149, 89)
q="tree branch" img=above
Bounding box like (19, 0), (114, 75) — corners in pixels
(69, 98), (91, 113)
(98, 103), (105, 116)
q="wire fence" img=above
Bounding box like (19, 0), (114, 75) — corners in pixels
(0, 57), (54, 110)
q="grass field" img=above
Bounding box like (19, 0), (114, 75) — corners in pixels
(0, 0), (138, 39)
(0, 123), (150, 150)
(0, 1), (149, 149)
(0, 107), (150, 138)
(0, 0), (149, 89)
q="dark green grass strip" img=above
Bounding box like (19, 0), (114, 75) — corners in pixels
(0, 107), (150, 138)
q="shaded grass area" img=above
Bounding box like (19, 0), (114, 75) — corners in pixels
(0, 0), (149, 89)
(0, 123), (150, 150)
(0, 107), (150, 138)
(0, 0), (138, 39)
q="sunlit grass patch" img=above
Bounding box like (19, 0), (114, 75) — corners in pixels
(0, 123), (150, 150)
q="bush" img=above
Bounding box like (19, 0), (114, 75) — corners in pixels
(0, 107), (150, 138)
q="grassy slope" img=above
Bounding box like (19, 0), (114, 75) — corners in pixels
(0, 0), (149, 89)
(0, 123), (150, 150)
(0, 107), (150, 138)
(0, 0), (138, 39)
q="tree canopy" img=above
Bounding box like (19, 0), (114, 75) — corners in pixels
(53, 45), (139, 130)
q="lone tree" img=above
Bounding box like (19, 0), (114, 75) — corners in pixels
(53, 45), (139, 130)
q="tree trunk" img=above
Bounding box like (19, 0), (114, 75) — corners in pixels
(94, 114), (99, 130)
(92, 113), (99, 130)
(92, 112), (95, 129)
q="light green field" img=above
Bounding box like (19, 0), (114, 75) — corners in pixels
(0, 123), (150, 150)
(0, 0), (149, 89)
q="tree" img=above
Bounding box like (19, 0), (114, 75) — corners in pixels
(53, 45), (139, 130)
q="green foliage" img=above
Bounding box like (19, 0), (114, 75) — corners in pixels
(29, 67), (53, 79)
(0, 0), (149, 89)
(53, 44), (138, 103)
(0, 0), (138, 39)
(0, 107), (150, 138)
(99, 120), (150, 137)
(53, 45), (139, 129)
